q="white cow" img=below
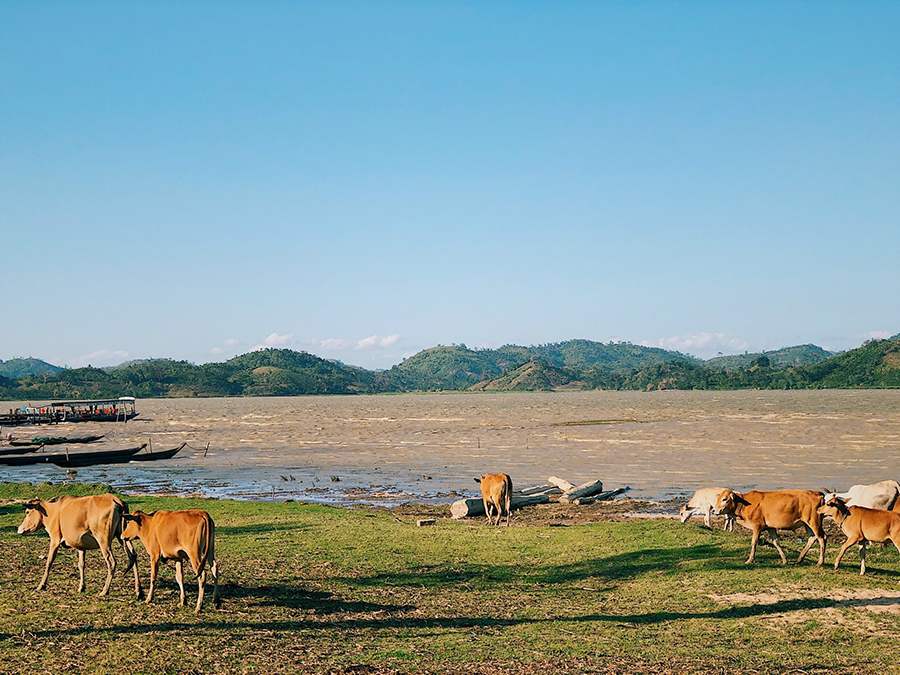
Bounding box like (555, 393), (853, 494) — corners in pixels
(825, 480), (900, 511)
(680, 487), (736, 531)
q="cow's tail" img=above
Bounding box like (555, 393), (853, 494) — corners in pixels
(113, 497), (138, 575)
(504, 474), (513, 519)
(197, 514), (215, 576)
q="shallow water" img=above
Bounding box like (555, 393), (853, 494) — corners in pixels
(2, 390), (898, 505)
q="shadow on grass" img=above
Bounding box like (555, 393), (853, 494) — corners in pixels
(222, 583), (414, 613)
(340, 544), (735, 588)
(4, 594), (897, 641)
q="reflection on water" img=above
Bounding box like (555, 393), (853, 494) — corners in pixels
(2, 390), (898, 505)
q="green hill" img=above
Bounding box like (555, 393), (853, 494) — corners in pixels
(0, 357), (63, 379)
(2, 338), (898, 399)
(706, 344), (833, 370)
(469, 359), (578, 391)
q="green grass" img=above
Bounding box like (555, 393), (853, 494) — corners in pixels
(1, 483), (898, 673)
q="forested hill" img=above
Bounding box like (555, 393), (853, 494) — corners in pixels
(705, 344), (833, 370)
(0, 338), (898, 399)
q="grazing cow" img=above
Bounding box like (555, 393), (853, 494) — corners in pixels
(679, 488), (736, 531)
(716, 489), (827, 565)
(122, 509), (220, 613)
(16, 494), (141, 597)
(818, 496), (900, 575)
(824, 480), (900, 511)
(474, 473), (512, 526)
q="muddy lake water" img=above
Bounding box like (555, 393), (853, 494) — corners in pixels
(2, 390), (898, 507)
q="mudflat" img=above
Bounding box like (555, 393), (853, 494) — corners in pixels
(2, 390), (898, 503)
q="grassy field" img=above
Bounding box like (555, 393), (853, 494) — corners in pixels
(0, 483), (898, 673)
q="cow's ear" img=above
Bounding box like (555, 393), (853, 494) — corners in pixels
(473, 477), (481, 484)
(122, 514), (135, 522)
(24, 500), (46, 515)
(735, 494), (751, 506)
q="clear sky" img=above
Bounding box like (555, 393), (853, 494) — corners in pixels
(2, 2), (898, 369)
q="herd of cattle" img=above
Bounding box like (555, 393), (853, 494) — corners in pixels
(15, 495), (218, 613)
(679, 480), (900, 573)
(10, 478), (900, 614)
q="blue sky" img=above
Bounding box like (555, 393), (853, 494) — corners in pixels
(2, 2), (898, 369)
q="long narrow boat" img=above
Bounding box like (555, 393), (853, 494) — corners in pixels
(0, 444), (147, 467)
(9, 434), (105, 447)
(130, 442), (186, 462)
(0, 444), (44, 457)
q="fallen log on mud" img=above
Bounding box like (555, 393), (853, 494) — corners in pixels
(558, 479), (605, 504)
(548, 476), (577, 492)
(518, 484), (563, 496)
(450, 493), (550, 519)
(571, 487), (630, 505)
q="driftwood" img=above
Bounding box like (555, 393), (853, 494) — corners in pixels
(571, 487), (630, 505)
(519, 484), (563, 496)
(558, 479), (605, 504)
(450, 493), (550, 519)
(416, 518), (436, 527)
(548, 476), (577, 492)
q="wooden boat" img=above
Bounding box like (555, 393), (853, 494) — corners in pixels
(0, 444), (147, 467)
(130, 442), (186, 462)
(0, 444), (43, 457)
(9, 434), (105, 447)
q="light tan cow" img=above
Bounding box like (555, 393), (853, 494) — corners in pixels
(818, 496), (900, 575)
(474, 473), (512, 526)
(717, 489), (827, 565)
(122, 509), (220, 613)
(16, 494), (141, 597)
(680, 487), (736, 531)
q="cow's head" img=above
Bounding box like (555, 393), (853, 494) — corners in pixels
(121, 512), (145, 540)
(817, 495), (851, 520)
(678, 504), (693, 523)
(17, 500), (47, 534)
(715, 489), (749, 516)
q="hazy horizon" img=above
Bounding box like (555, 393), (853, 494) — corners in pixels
(3, 3), (898, 370)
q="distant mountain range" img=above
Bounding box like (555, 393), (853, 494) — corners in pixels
(1, 336), (898, 399)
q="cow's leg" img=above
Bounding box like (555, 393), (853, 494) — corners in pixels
(99, 546), (117, 597)
(123, 540), (143, 600)
(892, 536), (900, 557)
(833, 537), (856, 570)
(859, 542), (868, 575)
(726, 516), (735, 532)
(146, 556), (160, 604)
(745, 527), (761, 564)
(797, 524), (821, 564)
(483, 498), (491, 525)
(174, 560), (186, 607)
(77, 550), (86, 593)
(505, 491), (511, 527)
(195, 569), (206, 614)
(704, 507), (713, 529)
(37, 538), (62, 591)
(211, 558), (221, 609)
(767, 529), (787, 564)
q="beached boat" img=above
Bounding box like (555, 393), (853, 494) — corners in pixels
(0, 444), (147, 467)
(0, 444), (43, 457)
(8, 434), (105, 447)
(130, 442), (186, 462)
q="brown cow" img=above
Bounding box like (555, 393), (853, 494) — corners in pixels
(717, 489), (827, 565)
(16, 494), (142, 597)
(818, 496), (900, 575)
(474, 473), (512, 526)
(122, 509), (220, 613)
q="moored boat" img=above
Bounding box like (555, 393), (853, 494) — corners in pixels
(0, 444), (147, 467)
(130, 442), (186, 462)
(9, 434), (105, 447)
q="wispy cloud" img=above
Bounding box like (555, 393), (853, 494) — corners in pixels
(318, 338), (353, 350)
(642, 332), (750, 358)
(210, 337), (242, 356)
(865, 330), (891, 340)
(356, 334), (400, 350)
(71, 349), (130, 368)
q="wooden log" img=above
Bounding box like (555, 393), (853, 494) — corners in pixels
(548, 476), (576, 492)
(450, 493), (550, 519)
(572, 487), (629, 505)
(558, 479), (605, 504)
(416, 518), (436, 527)
(518, 484), (563, 496)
